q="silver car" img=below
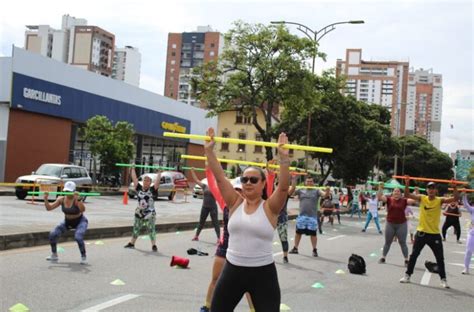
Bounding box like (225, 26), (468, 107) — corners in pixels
(15, 163), (93, 200)
(128, 173), (176, 200)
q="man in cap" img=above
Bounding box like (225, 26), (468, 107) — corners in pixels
(400, 179), (459, 288)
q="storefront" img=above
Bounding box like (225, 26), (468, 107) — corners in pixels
(0, 47), (216, 182)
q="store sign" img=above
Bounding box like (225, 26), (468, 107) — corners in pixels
(23, 87), (62, 105)
(161, 121), (186, 133)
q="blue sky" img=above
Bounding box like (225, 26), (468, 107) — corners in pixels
(1, 0), (472, 154)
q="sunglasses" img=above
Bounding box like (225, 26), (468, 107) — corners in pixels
(240, 176), (260, 184)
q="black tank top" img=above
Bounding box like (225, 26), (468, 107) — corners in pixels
(62, 200), (81, 215)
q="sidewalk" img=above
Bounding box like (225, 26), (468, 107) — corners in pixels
(0, 191), (300, 251)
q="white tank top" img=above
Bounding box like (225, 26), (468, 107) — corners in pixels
(226, 200), (275, 267)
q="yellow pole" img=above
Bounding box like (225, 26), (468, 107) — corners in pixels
(180, 155), (298, 171)
(164, 132), (333, 153)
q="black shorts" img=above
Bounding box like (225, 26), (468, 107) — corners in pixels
(296, 228), (317, 236)
(215, 246), (227, 258)
(323, 210), (333, 217)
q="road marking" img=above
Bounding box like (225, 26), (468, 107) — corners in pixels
(447, 262), (473, 268)
(82, 294), (140, 312)
(273, 252), (283, 257)
(451, 251), (465, 255)
(327, 235), (346, 241)
(420, 270), (432, 285)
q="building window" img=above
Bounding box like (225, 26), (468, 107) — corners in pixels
(172, 44), (177, 49)
(210, 43), (215, 48)
(171, 52), (176, 56)
(237, 133), (246, 152)
(221, 131), (230, 151)
(254, 133), (262, 153)
(171, 60), (175, 65)
(210, 51), (215, 57)
(236, 111), (251, 124)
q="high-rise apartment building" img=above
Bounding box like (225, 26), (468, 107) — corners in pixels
(405, 68), (443, 148)
(25, 14), (116, 77)
(112, 46), (141, 87)
(164, 26), (224, 107)
(336, 49), (409, 136)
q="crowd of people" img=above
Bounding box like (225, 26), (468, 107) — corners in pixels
(41, 127), (473, 311)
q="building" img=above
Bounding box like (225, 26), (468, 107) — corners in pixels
(164, 26), (224, 108)
(112, 46), (141, 87)
(336, 49), (409, 136)
(215, 110), (305, 171)
(405, 68), (443, 149)
(453, 150), (474, 181)
(0, 47), (216, 183)
(25, 14), (116, 77)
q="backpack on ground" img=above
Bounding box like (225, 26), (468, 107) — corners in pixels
(348, 253), (366, 274)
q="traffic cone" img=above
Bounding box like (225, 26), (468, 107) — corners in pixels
(170, 255), (190, 268)
(123, 191), (128, 205)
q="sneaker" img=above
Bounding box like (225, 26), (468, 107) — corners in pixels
(440, 279), (450, 289)
(152, 245), (158, 252)
(289, 247), (298, 254)
(283, 256), (289, 263)
(400, 274), (411, 283)
(192, 236), (199, 241)
(124, 242), (135, 248)
(46, 253), (58, 262)
(379, 231), (383, 234)
(199, 306), (210, 312)
(312, 248), (318, 257)
(378, 258), (386, 264)
(456, 240), (462, 244)
(442, 238), (446, 242)
(461, 269), (469, 275)
(361, 229), (366, 232)
(80, 256), (87, 265)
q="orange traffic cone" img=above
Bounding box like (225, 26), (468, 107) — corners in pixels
(123, 191), (128, 205)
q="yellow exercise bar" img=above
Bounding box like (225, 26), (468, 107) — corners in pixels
(164, 132), (333, 154)
(181, 155), (298, 171)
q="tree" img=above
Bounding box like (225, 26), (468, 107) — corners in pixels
(277, 72), (394, 185)
(82, 115), (135, 180)
(379, 135), (454, 180)
(191, 21), (319, 161)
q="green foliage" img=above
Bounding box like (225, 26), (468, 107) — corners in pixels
(82, 115), (135, 175)
(277, 72), (394, 184)
(191, 21), (319, 160)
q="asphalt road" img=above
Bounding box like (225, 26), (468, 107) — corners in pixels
(1, 212), (473, 312)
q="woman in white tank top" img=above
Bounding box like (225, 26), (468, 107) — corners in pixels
(204, 127), (290, 312)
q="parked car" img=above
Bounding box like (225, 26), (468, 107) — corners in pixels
(15, 163), (93, 200)
(128, 171), (188, 200)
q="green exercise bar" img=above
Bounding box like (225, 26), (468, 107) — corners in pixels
(116, 163), (177, 170)
(367, 181), (425, 191)
(181, 166), (232, 174)
(28, 191), (101, 196)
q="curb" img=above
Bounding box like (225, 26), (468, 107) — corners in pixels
(0, 215), (298, 251)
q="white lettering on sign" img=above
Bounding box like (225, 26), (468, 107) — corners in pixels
(23, 88), (62, 105)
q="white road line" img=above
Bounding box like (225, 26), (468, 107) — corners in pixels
(273, 252), (283, 257)
(447, 262), (473, 268)
(82, 294), (140, 312)
(420, 270), (432, 285)
(452, 251), (466, 255)
(327, 235), (346, 241)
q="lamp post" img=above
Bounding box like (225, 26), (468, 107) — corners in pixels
(271, 20), (364, 170)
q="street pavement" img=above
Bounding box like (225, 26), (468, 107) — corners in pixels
(1, 204), (473, 312)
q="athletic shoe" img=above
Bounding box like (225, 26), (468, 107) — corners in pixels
(80, 256), (87, 265)
(456, 240), (462, 244)
(379, 231), (383, 234)
(378, 258), (386, 264)
(199, 306), (210, 312)
(283, 256), (289, 263)
(442, 238), (446, 241)
(124, 242), (135, 248)
(399, 274), (411, 283)
(440, 279), (450, 289)
(361, 229), (366, 232)
(192, 236), (199, 241)
(461, 269), (469, 275)
(46, 253), (58, 262)
(289, 247), (298, 254)
(152, 245), (158, 252)
(312, 248), (318, 257)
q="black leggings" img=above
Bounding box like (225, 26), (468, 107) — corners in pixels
(211, 260), (280, 311)
(195, 206), (220, 238)
(442, 217), (461, 240)
(406, 232), (446, 279)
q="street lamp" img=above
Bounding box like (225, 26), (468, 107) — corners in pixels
(271, 19), (364, 170)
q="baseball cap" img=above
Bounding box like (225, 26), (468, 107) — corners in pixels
(232, 177), (242, 190)
(63, 181), (76, 192)
(426, 182), (437, 188)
